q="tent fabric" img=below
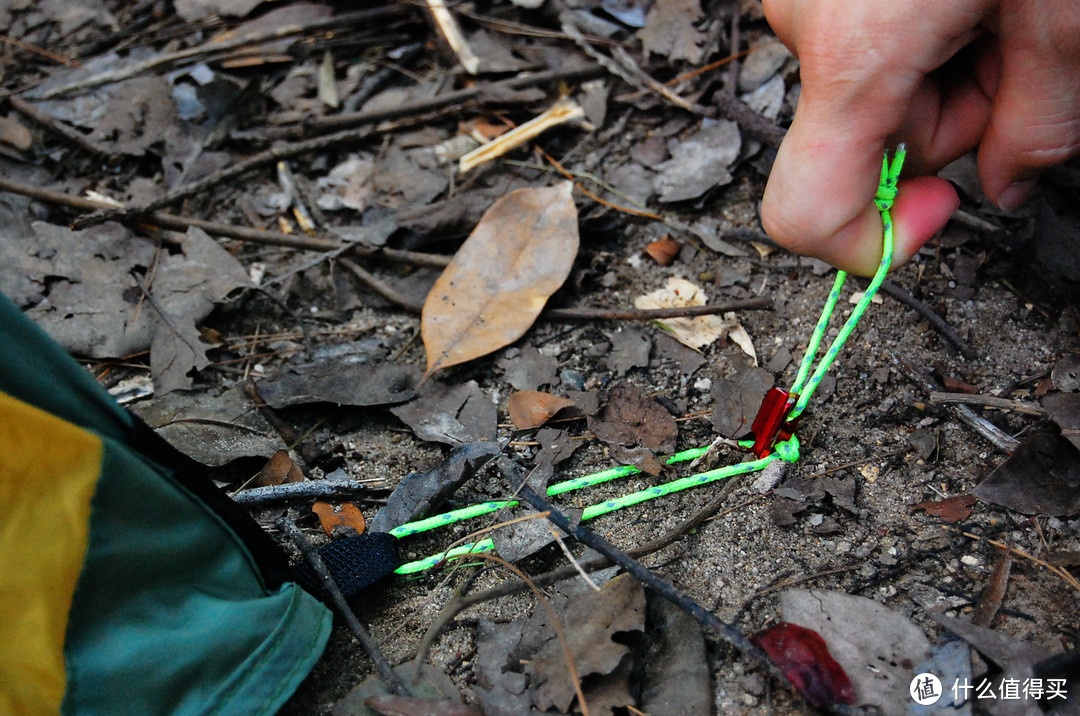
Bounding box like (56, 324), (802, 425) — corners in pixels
(0, 294), (332, 715)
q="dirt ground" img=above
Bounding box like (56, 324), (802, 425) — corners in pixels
(2, 1), (1078, 714)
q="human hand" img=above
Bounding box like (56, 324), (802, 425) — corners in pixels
(760, 0), (1080, 275)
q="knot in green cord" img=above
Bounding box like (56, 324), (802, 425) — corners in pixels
(773, 435), (800, 463)
(874, 178), (898, 211)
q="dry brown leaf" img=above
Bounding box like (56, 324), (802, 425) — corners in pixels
(421, 182), (579, 379)
(312, 501), (366, 537)
(253, 449), (306, 486)
(908, 494), (976, 523)
(508, 390), (575, 429)
(644, 236), (681, 266)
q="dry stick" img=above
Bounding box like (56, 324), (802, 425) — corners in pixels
(31, 6), (411, 99)
(231, 479), (387, 506)
(339, 256), (772, 320)
(890, 351), (1020, 452)
(9, 96), (112, 156)
(929, 391), (1047, 417)
(302, 62), (607, 134)
(0, 175), (344, 251)
(878, 279), (979, 359)
(243, 381), (329, 468)
(944, 526), (1080, 593)
(277, 517), (411, 697)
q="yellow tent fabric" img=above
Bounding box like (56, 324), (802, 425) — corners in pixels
(0, 391), (101, 715)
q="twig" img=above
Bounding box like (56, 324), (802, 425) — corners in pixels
(231, 479), (387, 506)
(339, 256), (773, 320)
(944, 526), (1080, 593)
(244, 381), (331, 467)
(890, 352), (1020, 452)
(543, 298), (772, 320)
(557, 7), (707, 118)
(277, 517), (411, 696)
(548, 524), (600, 591)
(709, 85), (786, 148)
(0, 175), (344, 251)
(339, 257), (424, 312)
(929, 391), (1047, 417)
(30, 6), (410, 99)
(878, 279), (979, 359)
(414, 551), (591, 716)
(9, 96), (111, 156)
(304, 62), (607, 135)
(951, 209), (1002, 234)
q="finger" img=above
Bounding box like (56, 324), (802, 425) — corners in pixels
(889, 37), (999, 175)
(761, 1), (988, 268)
(775, 176), (958, 276)
(977, 6), (1080, 209)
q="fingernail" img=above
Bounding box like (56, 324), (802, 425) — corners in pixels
(997, 179), (1036, 212)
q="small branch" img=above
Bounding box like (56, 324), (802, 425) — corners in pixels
(9, 96), (112, 156)
(244, 381), (331, 467)
(339, 257), (425, 312)
(30, 6), (410, 99)
(231, 479), (386, 506)
(878, 279), (979, 360)
(929, 391), (1047, 417)
(544, 298), (772, 320)
(890, 352), (1020, 452)
(277, 518), (411, 697)
(0, 175), (344, 251)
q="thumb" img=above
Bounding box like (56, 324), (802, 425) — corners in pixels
(762, 116), (959, 276)
(978, 8), (1080, 210)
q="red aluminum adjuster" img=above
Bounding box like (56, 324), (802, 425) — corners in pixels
(749, 387), (800, 458)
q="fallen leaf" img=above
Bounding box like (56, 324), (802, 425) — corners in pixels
(0, 115), (32, 151)
(364, 695), (481, 716)
(653, 120), (740, 202)
(908, 494), (977, 523)
(173, 0), (265, 22)
(588, 382), (677, 475)
(711, 362), (774, 438)
(779, 589), (933, 715)
(527, 574), (646, 712)
(390, 380), (497, 445)
(312, 501), (366, 537)
(644, 236), (682, 266)
(638, 0), (706, 63)
(1051, 355), (1080, 393)
(368, 441), (501, 533)
(149, 306), (211, 393)
(751, 622), (856, 708)
(971, 550), (1012, 628)
(128, 385), (279, 466)
(496, 344), (558, 391)
(255, 360), (418, 409)
(421, 182), (579, 379)
(606, 327), (652, 376)
(634, 277), (733, 351)
(641, 593), (711, 715)
(334, 661), (462, 716)
(508, 391), (575, 429)
(973, 430), (1080, 516)
(1043, 392), (1080, 450)
(254, 449), (305, 487)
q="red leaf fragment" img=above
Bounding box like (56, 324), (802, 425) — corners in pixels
(751, 622), (856, 707)
(908, 494), (976, 523)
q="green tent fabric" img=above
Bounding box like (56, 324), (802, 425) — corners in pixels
(0, 293), (332, 714)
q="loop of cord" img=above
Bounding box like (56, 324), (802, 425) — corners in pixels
(389, 147), (907, 575)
